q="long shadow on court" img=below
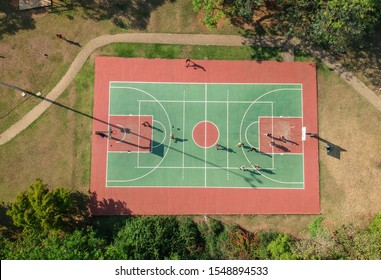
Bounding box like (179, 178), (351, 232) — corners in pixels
(0, 83), (155, 145)
(1, 83), (272, 188)
(152, 126), (163, 133)
(311, 135), (347, 159)
(152, 140), (164, 157)
(164, 144), (266, 188)
(260, 169), (275, 175)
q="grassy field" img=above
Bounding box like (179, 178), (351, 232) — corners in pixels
(1, 1), (381, 236)
(0, 0), (239, 133)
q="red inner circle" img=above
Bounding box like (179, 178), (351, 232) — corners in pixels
(192, 121), (219, 148)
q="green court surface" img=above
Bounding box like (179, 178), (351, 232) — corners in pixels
(106, 82), (304, 189)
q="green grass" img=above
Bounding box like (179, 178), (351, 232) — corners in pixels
(101, 43), (282, 61)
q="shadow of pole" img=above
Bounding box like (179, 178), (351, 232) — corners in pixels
(310, 135), (347, 159)
(0, 82), (269, 188)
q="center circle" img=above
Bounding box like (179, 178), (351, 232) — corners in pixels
(192, 121), (219, 148)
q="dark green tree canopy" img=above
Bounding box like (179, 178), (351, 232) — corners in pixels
(193, 0), (381, 51)
(7, 179), (89, 234)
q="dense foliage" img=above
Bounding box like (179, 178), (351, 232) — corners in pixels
(193, 0), (381, 51)
(1, 180), (381, 260)
(6, 179), (89, 234)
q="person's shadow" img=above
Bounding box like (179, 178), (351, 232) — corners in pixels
(64, 38), (82, 47)
(217, 145), (236, 153)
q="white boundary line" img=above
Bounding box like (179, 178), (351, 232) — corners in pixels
(136, 100), (274, 104)
(271, 102), (274, 169)
(226, 91), (229, 181)
(105, 82), (111, 186)
(108, 83), (305, 187)
(106, 184), (304, 189)
(137, 101), (141, 167)
(301, 84), (305, 184)
(133, 166), (260, 169)
(182, 90), (186, 180)
(204, 84), (207, 188)
(110, 81), (302, 85)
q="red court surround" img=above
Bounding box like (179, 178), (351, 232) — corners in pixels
(90, 58), (319, 215)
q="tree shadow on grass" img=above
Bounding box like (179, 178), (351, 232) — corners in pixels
(0, 0), (36, 39)
(50, 0), (174, 30)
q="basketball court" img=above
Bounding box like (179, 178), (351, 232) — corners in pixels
(90, 58), (319, 215)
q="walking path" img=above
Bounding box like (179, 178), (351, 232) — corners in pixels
(0, 33), (380, 145)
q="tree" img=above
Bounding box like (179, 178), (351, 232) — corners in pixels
(178, 217), (205, 259)
(353, 214), (381, 259)
(267, 233), (297, 260)
(221, 226), (257, 259)
(106, 216), (195, 260)
(194, 0), (381, 51)
(7, 179), (88, 234)
(310, 0), (381, 51)
(192, 0), (225, 28)
(198, 218), (229, 259)
(2, 229), (106, 260)
(192, 0), (263, 28)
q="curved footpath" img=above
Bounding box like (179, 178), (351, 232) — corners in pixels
(1, 33), (380, 145)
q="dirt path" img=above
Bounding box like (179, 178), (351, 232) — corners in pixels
(1, 33), (380, 145)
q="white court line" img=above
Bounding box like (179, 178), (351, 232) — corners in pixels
(182, 90), (186, 180)
(271, 102), (274, 169)
(245, 121), (259, 148)
(240, 88), (302, 183)
(111, 81), (302, 86)
(107, 86), (172, 183)
(301, 84), (305, 184)
(204, 84), (207, 187)
(226, 91), (229, 180)
(105, 82), (111, 187)
(138, 100), (274, 104)
(137, 166), (230, 169)
(108, 84), (304, 186)
(137, 101), (141, 168)
(152, 120), (167, 148)
(115, 124), (126, 143)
